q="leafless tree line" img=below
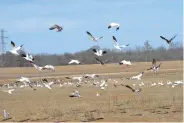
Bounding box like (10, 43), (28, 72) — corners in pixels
(0, 41), (183, 67)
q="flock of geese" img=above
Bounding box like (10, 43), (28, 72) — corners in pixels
(1, 22), (181, 120)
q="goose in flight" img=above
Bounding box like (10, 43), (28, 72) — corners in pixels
(86, 31), (103, 42)
(95, 57), (109, 65)
(9, 41), (24, 56)
(68, 60), (81, 64)
(113, 36), (129, 51)
(93, 49), (107, 56)
(147, 59), (163, 73)
(49, 24), (63, 32)
(30, 62), (43, 71)
(123, 85), (142, 93)
(126, 72), (144, 80)
(108, 22), (120, 31)
(2, 89), (15, 94)
(43, 81), (54, 90)
(119, 60), (131, 66)
(160, 34), (177, 44)
(20, 53), (34, 62)
(42, 65), (55, 71)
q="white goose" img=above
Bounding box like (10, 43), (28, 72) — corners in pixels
(43, 81), (54, 90)
(2, 89), (15, 94)
(127, 72), (144, 80)
(119, 60), (131, 66)
(68, 60), (81, 65)
(108, 22), (120, 31)
(86, 31), (103, 42)
(113, 36), (129, 51)
(42, 65), (55, 71)
(9, 41), (24, 56)
(20, 53), (34, 62)
(18, 77), (31, 83)
(92, 49), (107, 56)
(3, 110), (9, 119)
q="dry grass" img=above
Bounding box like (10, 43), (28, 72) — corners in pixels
(0, 60), (183, 122)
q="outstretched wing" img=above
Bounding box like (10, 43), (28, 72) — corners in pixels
(160, 36), (170, 44)
(170, 34), (177, 41)
(152, 59), (156, 68)
(49, 24), (57, 30)
(97, 36), (103, 40)
(11, 41), (15, 48)
(156, 61), (163, 68)
(95, 57), (103, 64)
(86, 31), (95, 40)
(125, 85), (134, 92)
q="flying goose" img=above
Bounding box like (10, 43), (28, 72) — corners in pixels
(147, 59), (163, 73)
(9, 41), (24, 56)
(95, 57), (109, 65)
(20, 53), (34, 62)
(113, 36), (129, 51)
(119, 60), (131, 66)
(49, 24), (63, 32)
(68, 60), (81, 64)
(160, 34), (177, 44)
(93, 49), (107, 56)
(42, 65), (55, 71)
(124, 85), (142, 93)
(108, 22), (120, 31)
(126, 72), (144, 80)
(2, 89), (15, 94)
(86, 31), (103, 42)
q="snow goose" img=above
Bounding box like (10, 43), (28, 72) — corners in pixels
(113, 36), (129, 51)
(9, 41), (24, 56)
(68, 60), (81, 64)
(86, 31), (103, 42)
(126, 72), (144, 80)
(108, 22), (120, 31)
(93, 49), (107, 56)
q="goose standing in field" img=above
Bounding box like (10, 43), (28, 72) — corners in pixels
(49, 24), (63, 32)
(113, 36), (129, 51)
(96, 92), (100, 96)
(108, 22), (120, 31)
(69, 90), (81, 98)
(17, 77), (31, 83)
(86, 31), (103, 42)
(68, 59), (81, 65)
(84, 74), (99, 79)
(9, 41), (24, 56)
(20, 53), (34, 62)
(160, 34), (177, 44)
(2, 89), (15, 94)
(119, 60), (131, 66)
(3, 110), (9, 119)
(147, 59), (163, 73)
(92, 49), (107, 56)
(95, 57), (109, 65)
(126, 72), (144, 80)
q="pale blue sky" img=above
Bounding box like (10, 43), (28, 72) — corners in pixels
(0, 0), (182, 54)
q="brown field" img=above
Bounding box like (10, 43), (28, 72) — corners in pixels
(0, 60), (183, 122)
